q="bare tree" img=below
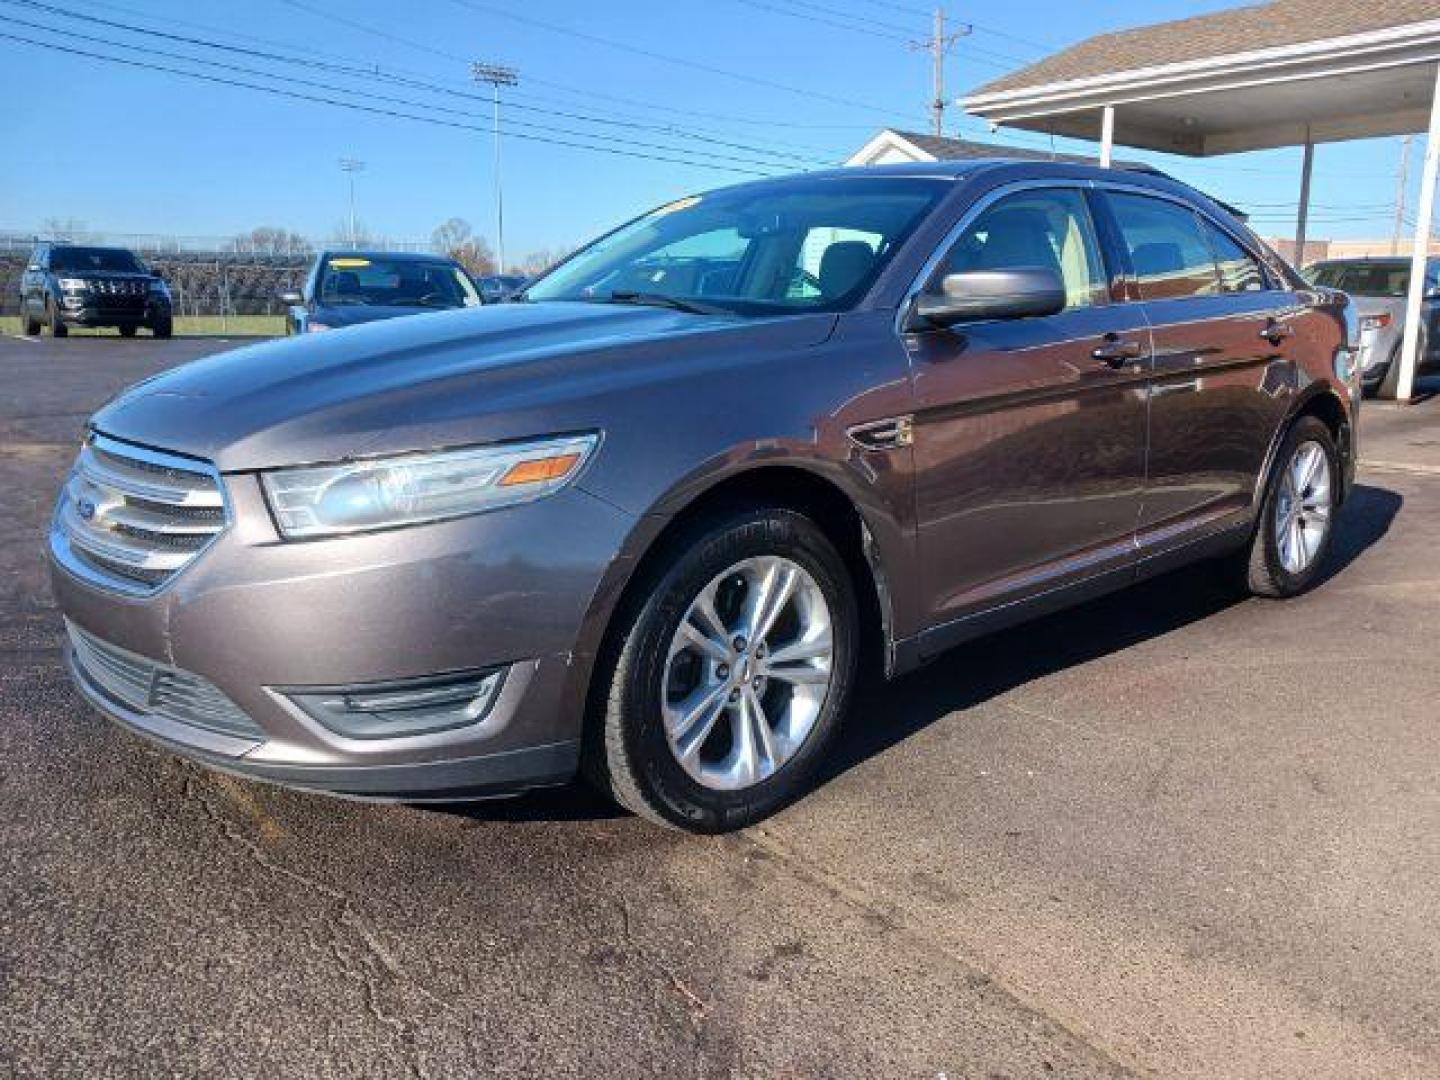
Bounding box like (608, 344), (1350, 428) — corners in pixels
(514, 246), (576, 277)
(227, 226), (311, 256)
(40, 216), (87, 241)
(431, 217), (496, 275)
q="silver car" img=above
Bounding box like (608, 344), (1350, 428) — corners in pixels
(1306, 257), (1440, 396)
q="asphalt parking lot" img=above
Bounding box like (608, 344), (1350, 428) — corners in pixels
(2, 334), (1437, 1078)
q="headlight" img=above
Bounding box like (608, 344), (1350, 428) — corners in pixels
(260, 434), (599, 540)
(306, 321), (331, 332)
(148, 280), (170, 296)
(57, 277), (87, 290)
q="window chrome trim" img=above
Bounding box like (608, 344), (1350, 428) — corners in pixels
(49, 431), (232, 598)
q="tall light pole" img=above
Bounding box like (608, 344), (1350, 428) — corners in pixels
(339, 157), (365, 250)
(471, 61), (518, 273)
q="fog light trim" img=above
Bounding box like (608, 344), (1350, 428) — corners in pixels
(285, 668), (505, 740)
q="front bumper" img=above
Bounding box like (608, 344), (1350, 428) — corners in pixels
(51, 471), (637, 799)
(60, 295), (169, 326)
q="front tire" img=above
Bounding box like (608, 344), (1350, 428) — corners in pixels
(1238, 416), (1338, 598)
(46, 299), (67, 338)
(118, 323), (138, 338)
(21, 301), (41, 336)
(586, 506), (858, 833)
(150, 316), (173, 339)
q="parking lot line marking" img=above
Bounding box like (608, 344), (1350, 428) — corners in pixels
(10, 335), (40, 343)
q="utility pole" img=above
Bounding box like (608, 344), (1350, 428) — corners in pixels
(1393, 135), (1414, 256)
(338, 157), (364, 250)
(911, 8), (969, 137)
(471, 61), (519, 274)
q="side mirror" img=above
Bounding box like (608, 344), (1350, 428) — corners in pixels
(278, 290), (303, 306)
(910, 267), (1067, 329)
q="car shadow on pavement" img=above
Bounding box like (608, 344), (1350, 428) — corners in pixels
(440, 483), (1403, 826)
(818, 482), (1403, 790)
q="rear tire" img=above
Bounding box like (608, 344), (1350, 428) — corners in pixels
(150, 317), (173, 339)
(118, 323), (138, 338)
(1234, 416), (1338, 599)
(585, 505), (858, 833)
(46, 300), (67, 338)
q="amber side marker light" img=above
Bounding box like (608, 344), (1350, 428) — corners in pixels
(499, 452), (583, 487)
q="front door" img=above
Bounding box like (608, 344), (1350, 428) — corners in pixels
(905, 185), (1150, 634)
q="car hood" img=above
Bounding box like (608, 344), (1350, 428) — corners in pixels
(92, 301), (837, 471)
(310, 302), (463, 328)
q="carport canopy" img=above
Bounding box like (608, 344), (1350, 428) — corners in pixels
(963, 0), (1440, 401)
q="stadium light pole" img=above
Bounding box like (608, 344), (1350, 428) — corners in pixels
(470, 62), (518, 273)
(339, 157), (365, 250)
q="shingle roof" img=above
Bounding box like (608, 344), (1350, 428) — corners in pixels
(972, 0), (1440, 97)
(887, 129), (1107, 166)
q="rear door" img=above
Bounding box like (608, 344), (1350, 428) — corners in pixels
(906, 183), (1151, 632)
(1097, 189), (1298, 541)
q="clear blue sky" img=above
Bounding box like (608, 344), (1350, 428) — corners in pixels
(0, 0), (1421, 264)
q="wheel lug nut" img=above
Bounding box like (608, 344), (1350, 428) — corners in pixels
(755, 643), (767, 658)
(728, 689), (740, 703)
(733, 636), (747, 652)
(752, 677), (763, 690)
(716, 664), (729, 679)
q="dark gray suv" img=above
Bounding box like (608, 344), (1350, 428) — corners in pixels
(50, 162), (1359, 833)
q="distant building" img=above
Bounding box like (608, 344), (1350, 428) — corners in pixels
(1265, 237), (1440, 266)
(846, 128), (1109, 167)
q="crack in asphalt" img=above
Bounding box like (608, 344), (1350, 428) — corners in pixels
(180, 773), (453, 1079)
(735, 827), (1140, 1078)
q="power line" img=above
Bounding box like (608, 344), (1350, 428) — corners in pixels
(441, 0), (915, 121)
(2, 1), (836, 170)
(0, 29), (788, 177)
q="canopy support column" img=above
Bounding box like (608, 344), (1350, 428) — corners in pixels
(1295, 132), (1314, 266)
(1397, 62), (1440, 403)
(1099, 105), (1114, 167)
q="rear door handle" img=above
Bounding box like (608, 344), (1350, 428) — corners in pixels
(1092, 335), (1144, 368)
(1261, 318), (1294, 345)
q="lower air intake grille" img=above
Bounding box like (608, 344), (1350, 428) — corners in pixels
(66, 621), (263, 741)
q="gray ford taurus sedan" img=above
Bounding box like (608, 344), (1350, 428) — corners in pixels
(51, 161), (1360, 832)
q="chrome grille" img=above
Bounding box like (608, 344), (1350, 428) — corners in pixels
(66, 621), (263, 740)
(51, 433), (229, 595)
(90, 278), (145, 297)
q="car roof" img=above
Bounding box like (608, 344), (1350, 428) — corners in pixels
(317, 250), (455, 262)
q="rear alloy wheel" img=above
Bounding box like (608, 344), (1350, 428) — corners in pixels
(47, 299), (68, 338)
(118, 324), (138, 338)
(1239, 416), (1338, 598)
(588, 506), (858, 832)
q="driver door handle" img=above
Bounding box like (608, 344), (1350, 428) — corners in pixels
(1261, 318), (1295, 345)
(1092, 334), (1144, 368)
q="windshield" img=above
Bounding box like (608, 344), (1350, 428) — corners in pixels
(318, 256), (480, 309)
(1307, 262), (1435, 297)
(525, 176), (950, 316)
(51, 247), (145, 274)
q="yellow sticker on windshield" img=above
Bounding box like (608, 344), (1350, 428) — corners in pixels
(652, 195), (701, 217)
(328, 257), (371, 268)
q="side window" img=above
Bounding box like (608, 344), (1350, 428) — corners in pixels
(1201, 220), (1268, 293)
(1107, 193), (1220, 300)
(938, 188), (1107, 310)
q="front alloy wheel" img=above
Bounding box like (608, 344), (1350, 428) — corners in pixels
(588, 506), (858, 833)
(662, 556), (834, 791)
